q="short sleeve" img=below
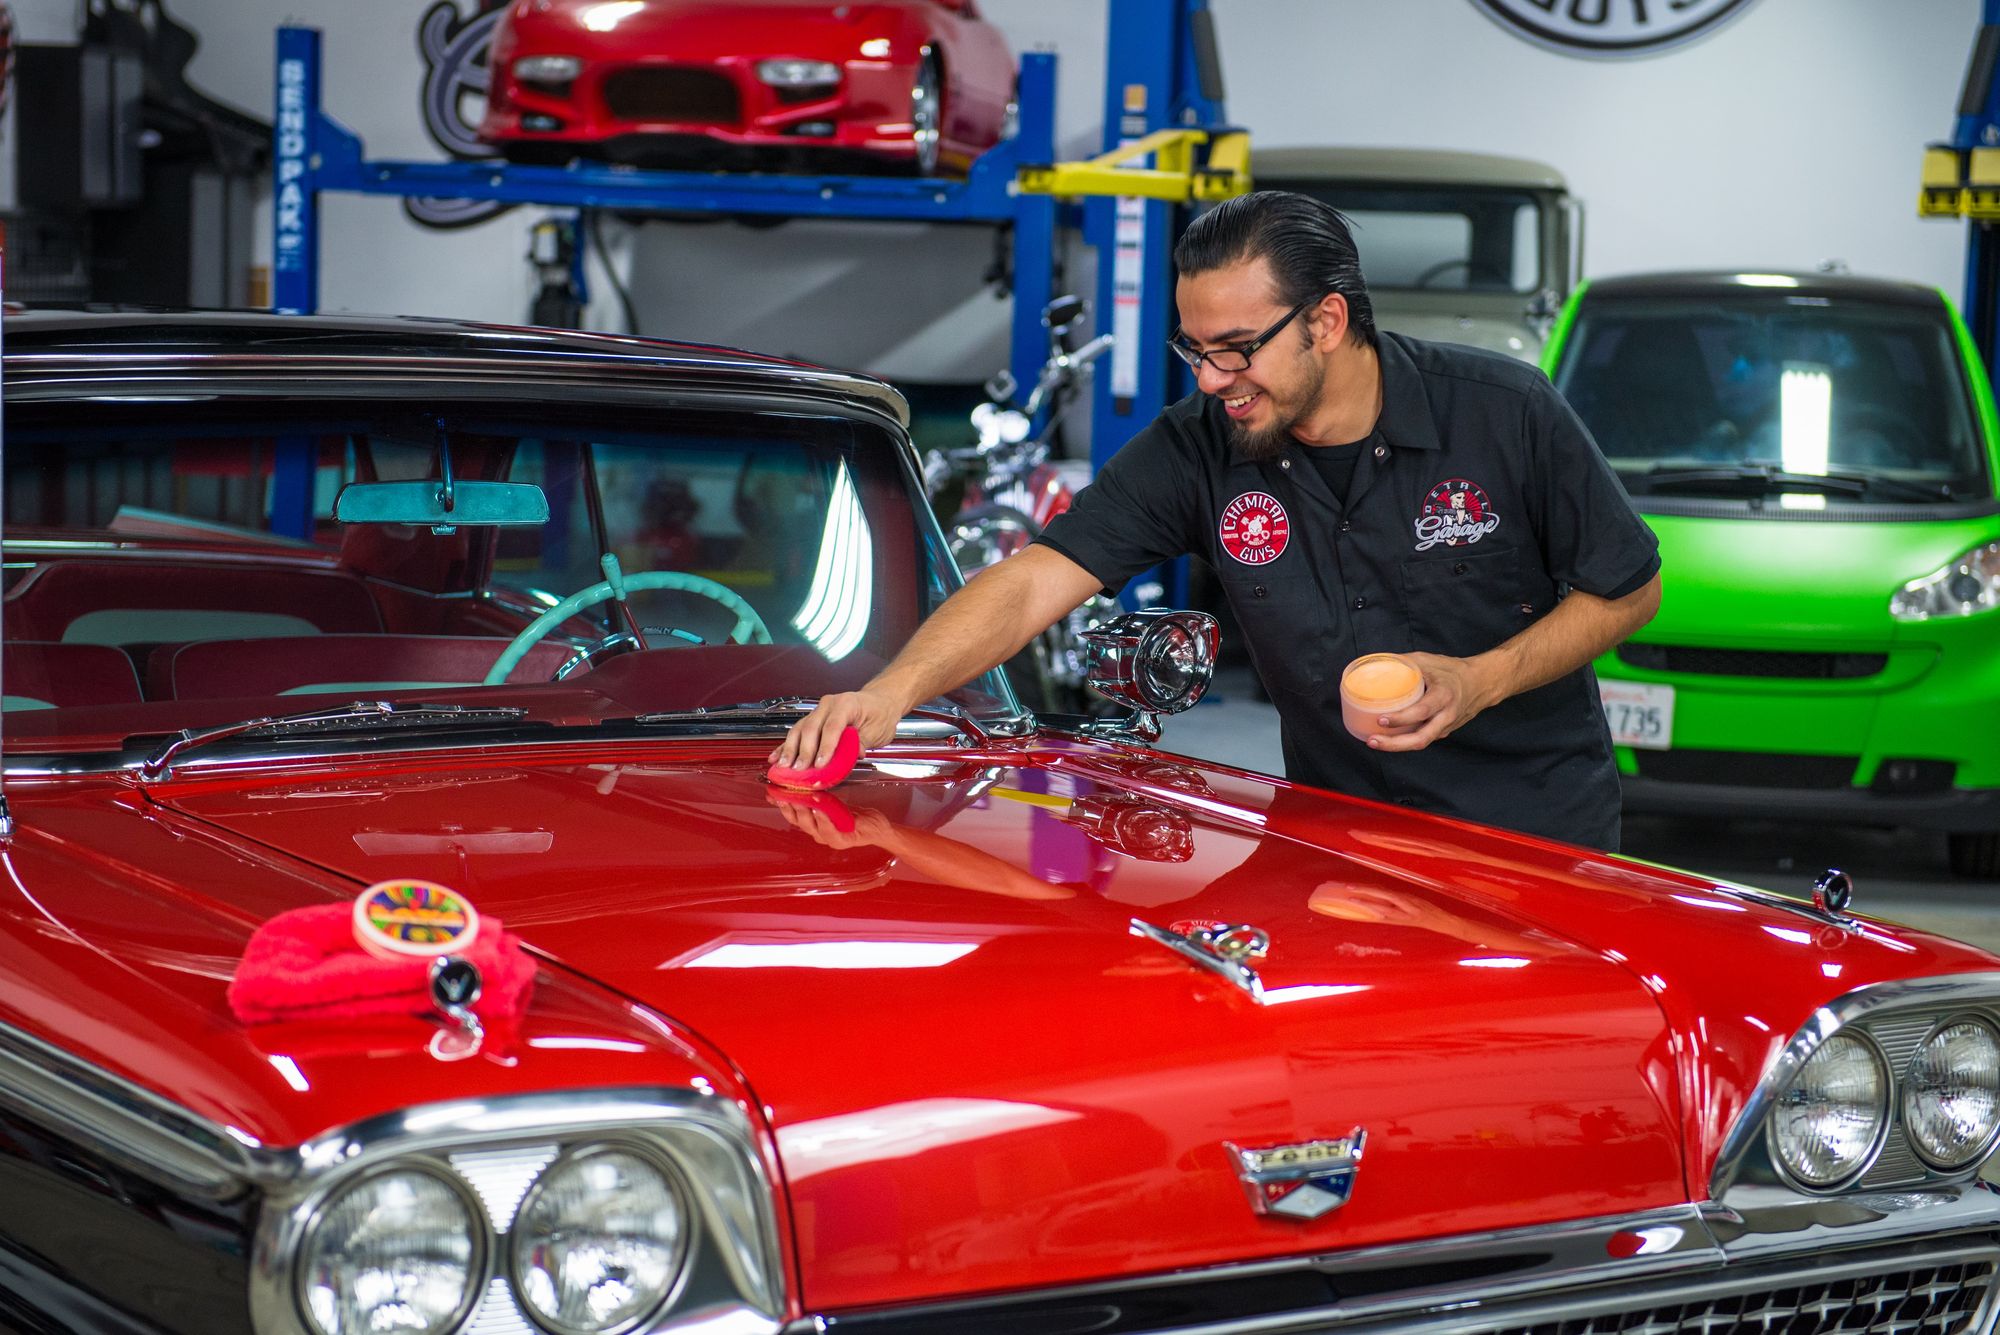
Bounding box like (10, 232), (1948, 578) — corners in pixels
(1521, 377), (1660, 598)
(1035, 412), (1204, 594)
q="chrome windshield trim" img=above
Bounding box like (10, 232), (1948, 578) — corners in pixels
(1709, 971), (2000, 1199)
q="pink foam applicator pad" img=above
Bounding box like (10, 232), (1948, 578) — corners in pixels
(767, 725), (861, 791)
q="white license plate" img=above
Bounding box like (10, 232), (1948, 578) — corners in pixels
(1599, 680), (1674, 750)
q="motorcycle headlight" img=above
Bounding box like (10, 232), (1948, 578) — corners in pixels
(1903, 1017), (2000, 1170)
(756, 58), (841, 88)
(300, 1169), (482, 1335)
(1890, 541), (2000, 621)
(1767, 1031), (1888, 1188)
(513, 1146), (692, 1334)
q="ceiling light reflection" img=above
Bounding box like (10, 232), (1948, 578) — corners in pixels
(793, 462), (873, 661)
(1780, 364), (1831, 478)
(1263, 984), (1371, 1004)
(582, 1), (644, 31)
(1762, 925), (1813, 945)
(681, 940), (978, 970)
(779, 1097), (1079, 1177)
(1459, 956), (1530, 969)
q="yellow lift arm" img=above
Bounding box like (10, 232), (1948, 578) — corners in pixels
(1016, 127), (1252, 203)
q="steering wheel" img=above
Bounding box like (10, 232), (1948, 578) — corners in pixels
(485, 570), (773, 684)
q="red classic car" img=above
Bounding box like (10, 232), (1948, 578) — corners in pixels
(478, 0), (1014, 174)
(6, 310), (2000, 1335)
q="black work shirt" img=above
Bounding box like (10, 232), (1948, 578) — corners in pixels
(1036, 332), (1660, 851)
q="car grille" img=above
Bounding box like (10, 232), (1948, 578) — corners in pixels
(602, 67), (740, 124)
(1483, 1258), (1993, 1335)
(1617, 644), (1888, 679)
(1633, 749), (1858, 789)
(820, 1238), (2000, 1335)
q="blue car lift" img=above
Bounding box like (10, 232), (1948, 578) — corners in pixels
(1923, 0), (2000, 368)
(272, 1), (1245, 596)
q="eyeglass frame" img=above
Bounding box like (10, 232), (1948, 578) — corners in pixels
(1168, 296), (1321, 373)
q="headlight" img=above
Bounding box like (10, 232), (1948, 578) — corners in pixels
(514, 54), (583, 84)
(513, 1146), (691, 1334)
(1889, 541), (2000, 621)
(1903, 1017), (2000, 1170)
(1082, 609), (1219, 714)
(1767, 1031), (1888, 1188)
(300, 1169), (481, 1335)
(756, 58), (841, 87)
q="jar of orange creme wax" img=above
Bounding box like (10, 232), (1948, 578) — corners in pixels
(1339, 653), (1426, 741)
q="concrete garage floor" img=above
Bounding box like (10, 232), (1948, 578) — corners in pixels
(1155, 672), (2000, 955)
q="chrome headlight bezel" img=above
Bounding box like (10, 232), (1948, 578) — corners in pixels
(1762, 1029), (1891, 1192)
(249, 1089), (785, 1335)
(1901, 1013), (2000, 1172)
(294, 1161), (488, 1335)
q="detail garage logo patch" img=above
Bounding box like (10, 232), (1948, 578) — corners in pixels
(1468, 0), (1759, 58)
(1414, 479), (1500, 551)
(1219, 492), (1290, 566)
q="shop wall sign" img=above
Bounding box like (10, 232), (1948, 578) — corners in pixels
(1468, 0), (1760, 58)
(410, 0), (510, 228)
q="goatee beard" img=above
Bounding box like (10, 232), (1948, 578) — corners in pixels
(1230, 419), (1293, 461)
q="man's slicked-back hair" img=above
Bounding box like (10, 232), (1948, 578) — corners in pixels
(1173, 191), (1376, 346)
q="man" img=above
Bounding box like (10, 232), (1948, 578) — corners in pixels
(774, 191), (1661, 850)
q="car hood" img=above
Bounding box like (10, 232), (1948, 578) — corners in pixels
(1636, 512), (1999, 644)
(114, 735), (1998, 1310)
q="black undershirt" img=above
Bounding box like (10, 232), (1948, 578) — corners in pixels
(1302, 433), (1372, 507)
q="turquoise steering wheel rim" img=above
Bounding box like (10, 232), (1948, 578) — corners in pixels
(485, 570), (772, 685)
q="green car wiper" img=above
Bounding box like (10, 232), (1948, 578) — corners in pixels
(138, 700), (530, 782)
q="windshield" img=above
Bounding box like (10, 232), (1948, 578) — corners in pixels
(1553, 293), (1990, 503)
(1, 397), (1015, 751)
(1259, 181), (1546, 294)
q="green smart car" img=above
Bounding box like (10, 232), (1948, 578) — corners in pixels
(1544, 271), (2000, 876)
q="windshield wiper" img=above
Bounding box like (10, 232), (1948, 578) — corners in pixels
(633, 697), (1031, 744)
(138, 700), (530, 782)
(1634, 465), (1867, 498)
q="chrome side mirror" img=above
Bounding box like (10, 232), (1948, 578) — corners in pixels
(1082, 609), (1219, 726)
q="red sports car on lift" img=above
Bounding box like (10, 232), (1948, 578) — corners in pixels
(479, 0), (1014, 174)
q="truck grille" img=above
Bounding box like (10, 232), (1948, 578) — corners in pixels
(1617, 644), (1888, 679)
(602, 67), (740, 124)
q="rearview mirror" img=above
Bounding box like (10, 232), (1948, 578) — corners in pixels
(335, 480), (550, 532)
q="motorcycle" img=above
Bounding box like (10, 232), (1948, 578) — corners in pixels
(925, 295), (1120, 715)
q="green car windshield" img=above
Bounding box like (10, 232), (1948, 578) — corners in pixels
(1553, 294), (1989, 503)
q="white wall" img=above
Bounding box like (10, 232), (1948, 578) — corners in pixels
(100, 0), (1988, 377)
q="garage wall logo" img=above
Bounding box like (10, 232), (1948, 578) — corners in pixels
(409, 0), (511, 229)
(1468, 0), (1760, 58)
(1219, 492), (1291, 566)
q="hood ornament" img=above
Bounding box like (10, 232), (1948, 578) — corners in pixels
(1131, 918), (1269, 1002)
(1226, 1130), (1367, 1220)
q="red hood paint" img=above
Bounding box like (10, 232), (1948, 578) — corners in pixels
(6, 739), (1996, 1313)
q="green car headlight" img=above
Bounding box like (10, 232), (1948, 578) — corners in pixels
(514, 1146), (692, 1333)
(1903, 1017), (2000, 1170)
(300, 1168), (482, 1335)
(1890, 540), (2000, 621)
(1767, 1031), (1888, 1188)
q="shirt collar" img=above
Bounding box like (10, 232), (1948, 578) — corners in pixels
(1373, 333), (1444, 452)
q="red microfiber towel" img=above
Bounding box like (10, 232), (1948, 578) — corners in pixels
(228, 902), (536, 1026)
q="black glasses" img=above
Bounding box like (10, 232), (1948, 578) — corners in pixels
(1168, 298), (1315, 372)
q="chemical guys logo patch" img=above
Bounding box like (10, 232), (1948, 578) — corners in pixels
(1219, 492), (1290, 566)
(1414, 479), (1501, 551)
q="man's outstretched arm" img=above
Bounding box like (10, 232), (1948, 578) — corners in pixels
(771, 544), (1106, 769)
